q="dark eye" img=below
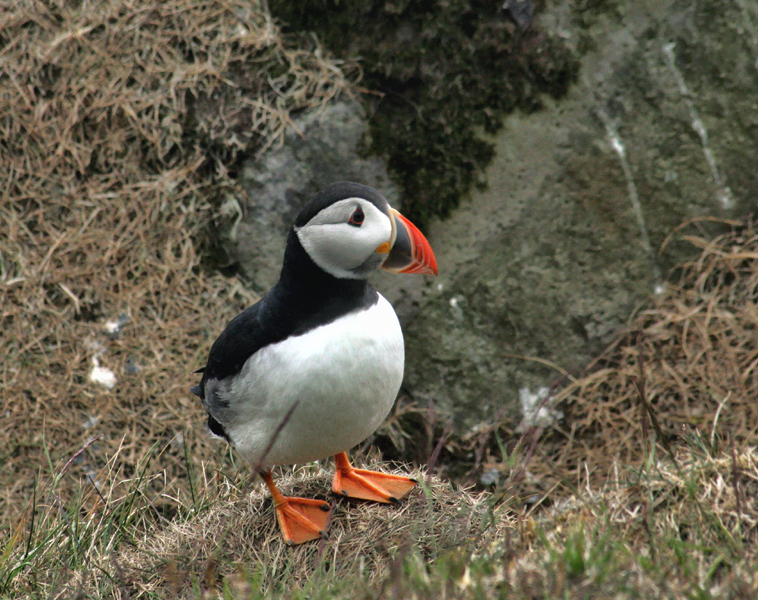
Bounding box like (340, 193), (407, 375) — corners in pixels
(348, 207), (364, 227)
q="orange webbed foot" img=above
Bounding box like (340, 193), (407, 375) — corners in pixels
(331, 452), (417, 504)
(261, 471), (331, 545)
(273, 495), (331, 545)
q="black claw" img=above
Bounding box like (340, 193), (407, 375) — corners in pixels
(320, 503), (330, 511)
(409, 478), (419, 483)
(287, 540), (295, 547)
(321, 531), (329, 541)
(389, 496), (401, 505)
(341, 489), (348, 497)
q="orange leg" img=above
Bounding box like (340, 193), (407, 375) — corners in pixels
(331, 452), (417, 504)
(260, 470), (331, 545)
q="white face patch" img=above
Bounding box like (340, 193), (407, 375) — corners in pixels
(295, 198), (393, 279)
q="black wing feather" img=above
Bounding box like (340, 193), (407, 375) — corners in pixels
(193, 300), (268, 400)
(207, 414), (231, 441)
(202, 302), (266, 383)
(192, 301), (268, 441)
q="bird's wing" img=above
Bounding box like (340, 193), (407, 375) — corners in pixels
(201, 300), (267, 385)
(191, 300), (274, 440)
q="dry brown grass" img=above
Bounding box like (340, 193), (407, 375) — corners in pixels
(0, 0), (354, 527)
(489, 218), (758, 498)
(490, 444), (758, 598)
(81, 463), (494, 599)
(4, 1), (758, 597)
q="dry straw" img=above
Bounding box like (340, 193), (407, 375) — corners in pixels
(529, 219), (758, 493)
(95, 463), (494, 599)
(0, 0), (354, 524)
(5, 0), (758, 596)
(496, 445), (758, 598)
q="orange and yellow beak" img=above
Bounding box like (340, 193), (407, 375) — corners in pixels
(380, 208), (438, 276)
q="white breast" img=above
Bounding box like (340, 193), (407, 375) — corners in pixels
(218, 294), (404, 467)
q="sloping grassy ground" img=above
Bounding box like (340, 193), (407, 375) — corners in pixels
(4, 420), (758, 598)
(3, 1), (758, 597)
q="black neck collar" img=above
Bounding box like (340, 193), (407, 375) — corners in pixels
(263, 230), (378, 336)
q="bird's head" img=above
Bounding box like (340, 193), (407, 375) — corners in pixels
(293, 182), (438, 280)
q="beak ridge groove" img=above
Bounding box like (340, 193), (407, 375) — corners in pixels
(383, 209), (438, 276)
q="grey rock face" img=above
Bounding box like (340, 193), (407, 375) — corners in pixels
(231, 101), (400, 292)
(231, 0), (758, 434)
(382, 0), (758, 431)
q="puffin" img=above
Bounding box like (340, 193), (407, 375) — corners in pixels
(191, 182), (438, 545)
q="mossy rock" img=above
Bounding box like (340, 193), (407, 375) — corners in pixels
(269, 0), (579, 226)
